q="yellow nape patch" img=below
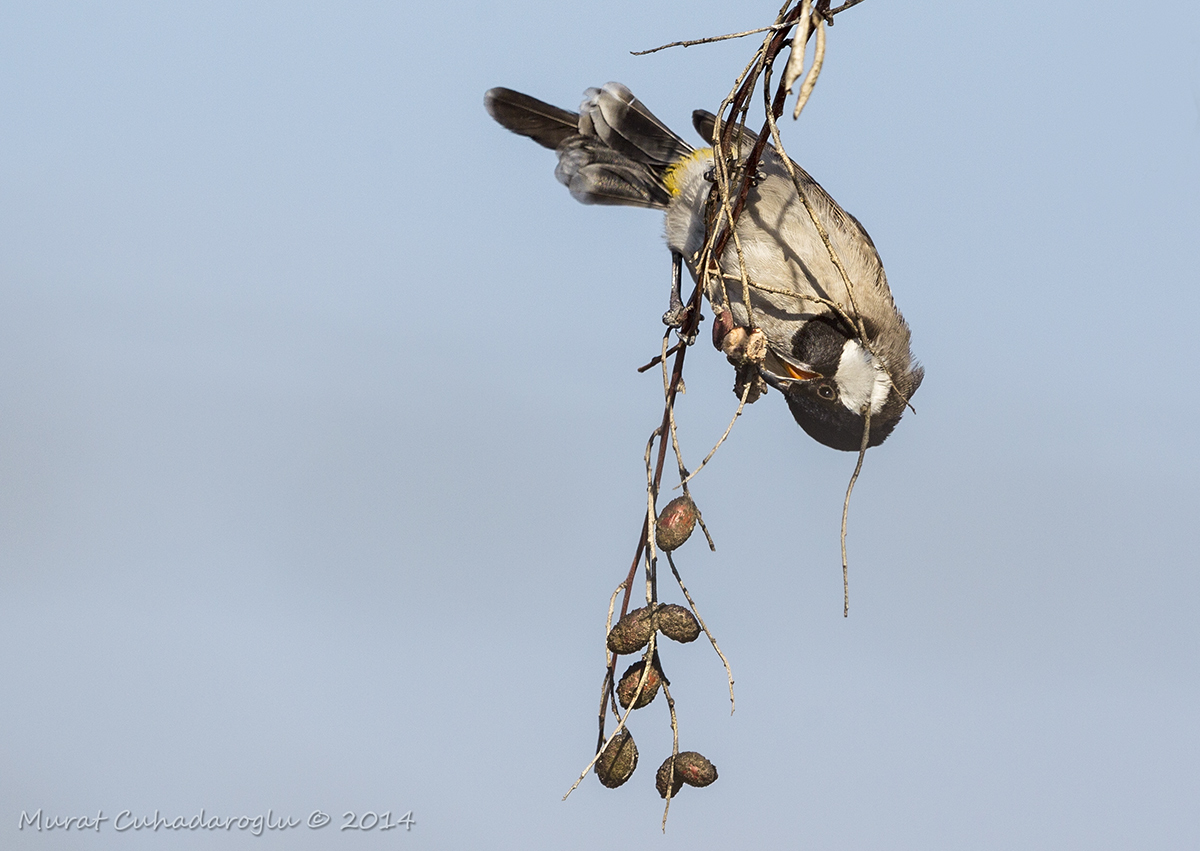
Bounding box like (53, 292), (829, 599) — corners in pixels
(663, 148), (712, 197)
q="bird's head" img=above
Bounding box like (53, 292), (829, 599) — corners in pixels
(762, 316), (922, 451)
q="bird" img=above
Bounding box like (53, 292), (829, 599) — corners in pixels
(484, 82), (922, 451)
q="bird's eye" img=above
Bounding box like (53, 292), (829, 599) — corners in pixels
(817, 384), (836, 401)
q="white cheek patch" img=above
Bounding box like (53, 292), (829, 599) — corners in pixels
(836, 340), (891, 415)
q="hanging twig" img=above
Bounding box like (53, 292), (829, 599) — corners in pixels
(666, 551), (735, 712)
(659, 678), (680, 832)
(565, 632), (661, 800)
(678, 378), (753, 489)
(598, 581), (625, 728)
(840, 405), (871, 617)
(657, 337), (715, 552)
(644, 428), (661, 607)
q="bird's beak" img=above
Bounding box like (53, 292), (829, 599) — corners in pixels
(780, 361), (821, 381)
(762, 350), (822, 384)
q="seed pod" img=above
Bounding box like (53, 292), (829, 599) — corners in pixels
(673, 751), (718, 787)
(711, 305), (736, 350)
(655, 496), (698, 552)
(719, 325), (768, 368)
(742, 327), (767, 364)
(607, 606), (655, 655)
(594, 728), (638, 789)
(616, 660), (662, 709)
(655, 603), (701, 644)
(718, 325), (747, 359)
(655, 755), (685, 799)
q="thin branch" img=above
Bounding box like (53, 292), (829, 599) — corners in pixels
(828, 0), (869, 16)
(565, 632), (661, 801)
(637, 341), (684, 374)
(684, 488), (717, 551)
(650, 331), (716, 551)
(659, 678), (680, 832)
(632, 22), (795, 55)
(678, 378), (752, 488)
(598, 581), (625, 733)
(666, 551), (735, 712)
(840, 405), (871, 617)
(615, 256), (703, 628)
(645, 428), (661, 607)
(660, 334), (697, 520)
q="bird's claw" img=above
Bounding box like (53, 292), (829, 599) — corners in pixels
(662, 300), (688, 330)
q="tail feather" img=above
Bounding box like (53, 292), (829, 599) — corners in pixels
(555, 137), (671, 208)
(568, 163), (675, 207)
(549, 140), (667, 210)
(484, 87), (580, 150)
(580, 83), (693, 167)
(486, 82), (688, 210)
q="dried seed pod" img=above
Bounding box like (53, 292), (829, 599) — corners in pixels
(655, 496), (697, 552)
(732, 363), (768, 404)
(711, 305), (735, 350)
(655, 755), (685, 799)
(616, 660), (662, 709)
(718, 325), (748, 360)
(673, 751), (718, 787)
(742, 327), (767, 364)
(719, 325), (768, 367)
(607, 606), (656, 655)
(655, 603), (701, 644)
(594, 728), (638, 789)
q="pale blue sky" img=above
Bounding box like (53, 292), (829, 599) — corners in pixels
(3, 1), (1199, 848)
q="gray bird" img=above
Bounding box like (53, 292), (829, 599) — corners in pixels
(484, 82), (922, 451)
